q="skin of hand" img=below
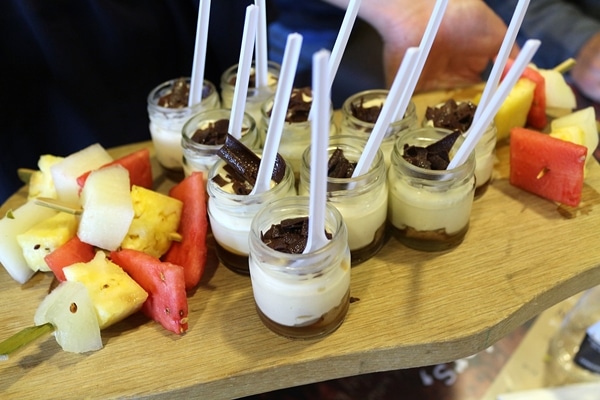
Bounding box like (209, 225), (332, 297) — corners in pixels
(571, 32), (600, 102)
(324, 0), (516, 92)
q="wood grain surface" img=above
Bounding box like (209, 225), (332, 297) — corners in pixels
(1, 87), (599, 399)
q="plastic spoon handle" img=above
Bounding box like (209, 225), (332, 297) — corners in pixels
(304, 50), (330, 254)
(474, 0), (530, 120)
(448, 39), (540, 169)
(189, 0), (211, 106)
(254, 0), (269, 88)
(251, 33), (303, 195)
(228, 5), (258, 139)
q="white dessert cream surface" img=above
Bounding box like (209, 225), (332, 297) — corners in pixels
(249, 257), (350, 327)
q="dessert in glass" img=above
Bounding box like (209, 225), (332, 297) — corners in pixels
(147, 77), (220, 176)
(260, 87), (337, 180)
(299, 136), (388, 265)
(248, 196), (351, 339)
(388, 127), (476, 251)
(220, 60), (280, 137)
(206, 135), (296, 275)
(424, 99), (497, 198)
(181, 108), (260, 179)
(339, 89), (418, 168)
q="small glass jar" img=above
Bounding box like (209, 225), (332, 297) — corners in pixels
(220, 60), (280, 136)
(388, 127), (476, 252)
(181, 108), (260, 178)
(147, 78), (220, 174)
(299, 136), (388, 265)
(339, 89), (418, 168)
(206, 156), (296, 275)
(248, 196), (351, 340)
(260, 93), (337, 181)
(422, 101), (497, 198)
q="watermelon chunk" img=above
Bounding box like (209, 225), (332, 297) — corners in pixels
(45, 236), (96, 282)
(162, 172), (208, 290)
(110, 249), (188, 334)
(77, 148), (153, 190)
(503, 59), (547, 129)
(510, 127), (587, 206)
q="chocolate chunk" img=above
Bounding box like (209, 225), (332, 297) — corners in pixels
(268, 86), (312, 123)
(158, 77), (190, 108)
(425, 99), (477, 133)
(191, 119), (230, 145)
(327, 148), (356, 178)
(261, 217), (332, 254)
(351, 97), (382, 123)
(402, 130), (461, 170)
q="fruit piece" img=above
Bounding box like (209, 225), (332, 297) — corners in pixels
(50, 143), (113, 206)
(34, 281), (102, 354)
(16, 212), (78, 273)
(551, 107), (599, 165)
(121, 185), (183, 258)
(110, 249), (188, 334)
(493, 78), (536, 141)
(538, 68), (577, 110)
(550, 125), (586, 146)
(0, 202), (58, 284)
(27, 154), (64, 200)
(162, 172), (208, 290)
(77, 148), (153, 191)
(45, 236), (96, 282)
(510, 127), (587, 207)
(502, 60), (547, 129)
(77, 164), (134, 251)
(63, 251), (148, 329)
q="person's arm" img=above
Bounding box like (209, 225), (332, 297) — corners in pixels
(322, 0), (511, 91)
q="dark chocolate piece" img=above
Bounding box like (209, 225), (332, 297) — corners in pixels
(350, 97), (382, 123)
(261, 217), (332, 254)
(191, 119), (230, 145)
(425, 99), (477, 133)
(327, 148), (356, 178)
(402, 130), (461, 170)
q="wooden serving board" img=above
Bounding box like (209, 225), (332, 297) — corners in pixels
(1, 88), (600, 399)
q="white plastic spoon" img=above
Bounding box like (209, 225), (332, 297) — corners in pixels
(228, 5), (258, 139)
(304, 49), (331, 254)
(188, 0), (211, 106)
(254, 0), (269, 89)
(251, 33), (303, 195)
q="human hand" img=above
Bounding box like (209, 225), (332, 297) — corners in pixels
(571, 32), (600, 103)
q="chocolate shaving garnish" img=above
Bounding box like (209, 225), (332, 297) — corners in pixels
(214, 133), (287, 190)
(268, 86), (312, 123)
(158, 77), (189, 108)
(261, 217), (332, 254)
(402, 130), (461, 170)
(425, 99), (477, 133)
(351, 97), (382, 123)
(191, 119), (230, 145)
(327, 148), (356, 178)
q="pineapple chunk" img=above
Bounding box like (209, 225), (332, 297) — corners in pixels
(551, 107), (599, 165)
(550, 125), (586, 146)
(16, 212), (78, 272)
(493, 78), (535, 141)
(121, 185), (183, 258)
(28, 154), (65, 200)
(63, 251), (148, 329)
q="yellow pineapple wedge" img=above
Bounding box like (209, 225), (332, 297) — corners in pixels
(28, 154), (65, 200)
(63, 251), (148, 329)
(121, 185), (183, 258)
(16, 211), (78, 272)
(492, 78), (535, 141)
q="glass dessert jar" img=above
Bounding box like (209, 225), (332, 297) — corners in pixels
(423, 99), (497, 198)
(299, 136), (388, 265)
(248, 196), (351, 340)
(147, 77), (220, 174)
(206, 156), (296, 275)
(339, 89), (418, 168)
(387, 127), (476, 252)
(220, 60), (280, 136)
(181, 108), (260, 178)
(260, 88), (337, 181)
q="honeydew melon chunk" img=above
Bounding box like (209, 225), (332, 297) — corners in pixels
(77, 164), (134, 251)
(63, 251), (148, 329)
(16, 212), (78, 273)
(0, 202), (58, 283)
(538, 68), (577, 110)
(551, 107), (599, 165)
(493, 78), (535, 141)
(34, 281), (102, 354)
(50, 143), (113, 206)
